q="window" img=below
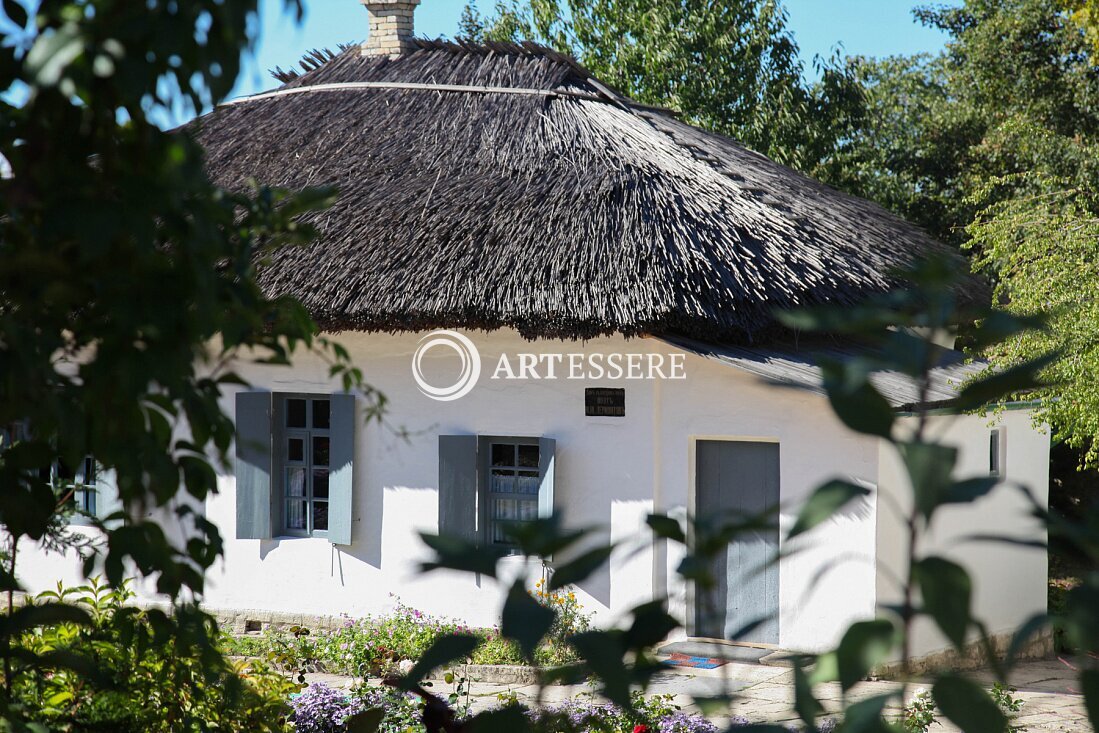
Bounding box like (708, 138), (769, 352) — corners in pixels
(234, 391), (355, 543)
(279, 396), (332, 537)
(485, 440), (541, 547)
(990, 429), (1004, 478)
(55, 456), (98, 516)
(437, 435), (555, 551)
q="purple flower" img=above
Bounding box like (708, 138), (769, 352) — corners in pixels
(659, 711), (721, 733)
(290, 682), (363, 733)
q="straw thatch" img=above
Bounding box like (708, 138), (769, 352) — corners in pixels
(194, 39), (966, 342)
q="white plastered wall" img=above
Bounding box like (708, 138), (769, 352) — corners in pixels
(17, 330), (1048, 656)
(876, 409), (1050, 659)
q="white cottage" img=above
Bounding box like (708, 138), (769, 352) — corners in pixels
(24, 1), (1049, 661)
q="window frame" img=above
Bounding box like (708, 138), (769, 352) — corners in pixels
(50, 455), (99, 525)
(274, 393), (334, 539)
(478, 435), (543, 553)
(990, 428), (1004, 478)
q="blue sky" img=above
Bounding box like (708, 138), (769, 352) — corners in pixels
(233, 0), (950, 98)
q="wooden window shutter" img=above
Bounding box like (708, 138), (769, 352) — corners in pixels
(327, 393), (356, 546)
(438, 435), (478, 543)
(537, 437), (556, 519)
(95, 468), (123, 527)
(235, 391), (274, 540)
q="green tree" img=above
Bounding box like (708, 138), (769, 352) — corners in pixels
(829, 0), (1099, 244)
(458, 0), (866, 178)
(1064, 0), (1099, 51)
(0, 0), (373, 725)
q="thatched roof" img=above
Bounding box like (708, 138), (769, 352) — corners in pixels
(195, 39), (966, 342)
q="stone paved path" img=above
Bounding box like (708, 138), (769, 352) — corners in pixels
(307, 657), (1090, 731)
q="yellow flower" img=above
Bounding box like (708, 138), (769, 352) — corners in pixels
(568, 593), (576, 601)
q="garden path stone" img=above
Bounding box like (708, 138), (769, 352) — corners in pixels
(303, 657), (1089, 730)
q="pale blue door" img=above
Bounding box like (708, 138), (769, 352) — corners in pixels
(695, 440), (780, 644)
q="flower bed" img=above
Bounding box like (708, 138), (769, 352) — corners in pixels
(223, 592), (590, 678)
(290, 684), (729, 733)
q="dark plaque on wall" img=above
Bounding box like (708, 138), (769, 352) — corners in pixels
(585, 388), (625, 417)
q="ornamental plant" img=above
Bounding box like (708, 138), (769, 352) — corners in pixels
(290, 683), (364, 733)
(15, 580), (296, 732)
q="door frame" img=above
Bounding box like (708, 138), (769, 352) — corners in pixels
(686, 435), (781, 643)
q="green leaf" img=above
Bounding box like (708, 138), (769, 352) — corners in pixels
(396, 634), (478, 690)
(954, 352), (1058, 410)
(913, 557), (972, 650)
(419, 532), (503, 577)
(345, 708), (385, 733)
(819, 359), (896, 439)
(646, 513), (686, 543)
(932, 674), (1007, 733)
(505, 516), (589, 558)
(1083, 669), (1099, 733)
(569, 630), (631, 708)
(838, 692), (898, 733)
(788, 480), (870, 540)
(548, 545), (615, 590)
(942, 477), (999, 506)
(835, 620), (897, 691)
(792, 660), (824, 726)
(625, 601), (679, 649)
(1003, 613), (1048, 669)
(0, 603), (93, 636)
(901, 442), (958, 521)
(500, 580), (554, 660)
(808, 651), (838, 686)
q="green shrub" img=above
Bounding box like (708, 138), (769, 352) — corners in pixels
(15, 579), (296, 732)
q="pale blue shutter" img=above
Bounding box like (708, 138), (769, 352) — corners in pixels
(438, 435), (478, 543)
(235, 392), (273, 540)
(95, 468), (123, 528)
(327, 393), (356, 546)
(538, 437), (556, 519)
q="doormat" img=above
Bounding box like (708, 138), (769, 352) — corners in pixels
(662, 653), (729, 670)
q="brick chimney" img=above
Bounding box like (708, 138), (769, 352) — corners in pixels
(360, 0), (421, 58)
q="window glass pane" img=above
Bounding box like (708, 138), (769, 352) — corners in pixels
(286, 500), (306, 530)
(312, 437), (330, 467)
(56, 460), (74, 481)
(490, 469), (515, 493)
(516, 471), (540, 495)
(493, 498), (518, 520)
(518, 499), (538, 520)
(313, 470), (330, 499)
(492, 522), (513, 544)
(491, 499), (519, 544)
(491, 443), (515, 467)
(313, 400), (330, 430)
(287, 437), (305, 462)
(76, 488), (96, 515)
(314, 502), (329, 531)
(287, 399), (306, 428)
(286, 467), (306, 497)
(82, 457), (96, 486)
(517, 444), (539, 468)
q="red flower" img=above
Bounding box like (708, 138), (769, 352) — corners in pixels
(633, 726), (650, 733)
